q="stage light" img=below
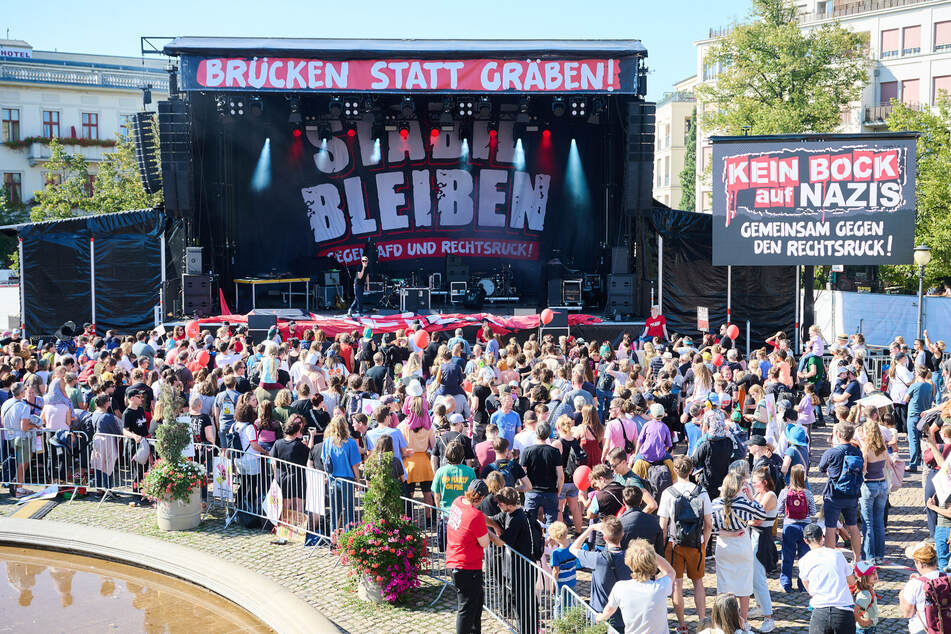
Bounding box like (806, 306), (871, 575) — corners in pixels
(591, 97), (607, 114)
(249, 96), (264, 117)
(399, 124), (410, 139)
(570, 99), (587, 117)
(476, 96), (492, 119)
(488, 128), (498, 140)
(215, 95), (227, 117)
(566, 138), (591, 206)
(542, 129), (551, 139)
(328, 96), (343, 117)
(287, 96), (302, 126)
(458, 99), (474, 117)
(552, 97), (567, 117)
(344, 99), (361, 117)
(346, 127), (357, 138)
(228, 97), (245, 117)
(400, 96), (416, 117)
(514, 138), (525, 170)
(430, 127), (439, 138)
(318, 123), (332, 140)
(292, 128), (302, 138)
(251, 137), (271, 192)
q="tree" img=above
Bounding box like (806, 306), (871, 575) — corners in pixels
(696, 0), (869, 135)
(30, 138), (89, 221)
(678, 107), (697, 211)
(92, 133), (162, 214)
(0, 185), (28, 270)
(885, 94), (951, 289)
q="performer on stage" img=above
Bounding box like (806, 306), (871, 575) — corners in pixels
(348, 255), (370, 317)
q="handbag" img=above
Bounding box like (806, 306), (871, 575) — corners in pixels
(133, 438), (151, 465)
(886, 454), (906, 493)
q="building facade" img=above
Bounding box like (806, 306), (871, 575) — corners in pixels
(651, 77), (696, 209)
(686, 0), (951, 213)
(0, 40), (168, 206)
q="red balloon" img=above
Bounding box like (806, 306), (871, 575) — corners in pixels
(413, 330), (430, 349)
(713, 353), (724, 367)
(540, 308), (554, 325)
(185, 320), (200, 340)
(572, 465), (591, 491)
(197, 349), (210, 366)
(726, 324), (740, 340)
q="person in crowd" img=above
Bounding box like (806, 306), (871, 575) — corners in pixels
(800, 522), (857, 634)
(569, 517), (630, 633)
(519, 422), (563, 527)
(906, 366), (935, 473)
(594, 538), (675, 632)
(321, 415), (362, 535)
(748, 466), (777, 633)
(818, 422), (864, 563)
(857, 418), (889, 565)
(433, 441), (477, 514)
(269, 415), (309, 511)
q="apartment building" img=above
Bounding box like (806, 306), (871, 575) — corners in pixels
(651, 75), (697, 209)
(688, 0), (951, 212)
(0, 39), (168, 206)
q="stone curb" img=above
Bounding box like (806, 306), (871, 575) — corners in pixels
(0, 517), (335, 633)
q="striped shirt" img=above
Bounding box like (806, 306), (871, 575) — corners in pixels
(710, 495), (767, 533)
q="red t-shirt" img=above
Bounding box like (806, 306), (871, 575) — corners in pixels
(645, 315), (666, 338)
(446, 497), (488, 570)
(339, 343), (353, 372)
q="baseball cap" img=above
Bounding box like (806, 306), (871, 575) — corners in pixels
(749, 435), (767, 447)
(662, 351), (673, 360)
(449, 413), (465, 425)
(467, 479), (489, 497)
(649, 403), (666, 418)
(706, 393), (720, 407)
(905, 541), (938, 563)
(803, 523), (824, 541)
(854, 561), (877, 577)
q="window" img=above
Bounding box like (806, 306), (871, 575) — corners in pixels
(42, 110), (59, 138)
(817, 0), (833, 16)
(880, 81), (898, 105)
(936, 21), (951, 51)
(683, 117), (693, 144)
(1, 108), (19, 143)
(881, 29), (900, 57)
(664, 156), (671, 186)
(81, 112), (99, 140)
(935, 76), (951, 102)
(656, 159), (662, 187)
(3, 173), (21, 205)
(902, 79), (920, 106)
(664, 124), (671, 149)
(84, 174), (96, 197)
(903, 26), (921, 55)
(119, 113), (135, 138)
(45, 173), (62, 187)
(701, 191), (712, 212)
(701, 145), (712, 171)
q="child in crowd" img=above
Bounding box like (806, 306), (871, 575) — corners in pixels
(797, 325), (826, 374)
(547, 521), (578, 615)
(851, 561), (880, 634)
(795, 383), (816, 443)
(777, 464), (815, 593)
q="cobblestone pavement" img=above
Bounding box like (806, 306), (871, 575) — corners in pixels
(0, 423), (932, 633)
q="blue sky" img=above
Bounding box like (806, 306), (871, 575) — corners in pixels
(2, 0), (752, 101)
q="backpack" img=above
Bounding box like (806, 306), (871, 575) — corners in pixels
(914, 573), (951, 634)
(563, 437), (588, 481)
(493, 459), (518, 488)
(597, 371), (615, 393)
(671, 485), (705, 549)
(784, 489), (809, 521)
(617, 419), (636, 455)
(647, 462), (673, 498)
(226, 421), (247, 452)
(523, 513), (545, 562)
(833, 447), (864, 497)
(346, 392), (364, 420)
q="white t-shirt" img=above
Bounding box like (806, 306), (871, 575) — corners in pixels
(513, 428), (539, 455)
(658, 480), (713, 543)
(903, 570), (942, 634)
(799, 547), (854, 610)
(606, 576), (673, 634)
(236, 422), (261, 475)
(216, 352), (239, 368)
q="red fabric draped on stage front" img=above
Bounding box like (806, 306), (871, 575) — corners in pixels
(184, 311), (601, 340)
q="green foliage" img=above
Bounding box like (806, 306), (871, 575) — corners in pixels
(550, 606), (608, 634)
(30, 138), (89, 221)
(884, 94), (951, 289)
(0, 185), (27, 270)
(142, 457), (205, 504)
(362, 451), (404, 525)
(339, 518), (427, 602)
(92, 133), (162, 214)
(678, 107), (697, 211)
(3, 135), (116, 150)
(696, 0), (869, 135)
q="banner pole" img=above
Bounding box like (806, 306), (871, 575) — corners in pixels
(726, 265), (732, 326)
(657, 235), (664, 312)
(18, 237), (24, 337)
(90, 238), (96, 332)
(160, 231), (167, 321)
(794, 265), (800, 353)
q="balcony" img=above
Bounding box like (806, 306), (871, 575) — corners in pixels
(656, 91), (696, 107)
(27, 142), (110, 166)
(798, 0), (931, 23)
(864, 104), (895, 125)
(0, 62), (168, 93)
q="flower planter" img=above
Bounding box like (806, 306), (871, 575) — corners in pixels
(156, 487), (202, 531)
(356, 575), (385, 603)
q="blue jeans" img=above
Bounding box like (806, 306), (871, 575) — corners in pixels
(752, 552), (773, 617)
(780, 522), (810, 589)
(524, 491), (558, 527)
(330, 477), (356, 534)
(936, 525), (951, 571)
(859, 480), (888, 560)
(93, 470), (114, 490)
(349, 284), (364, 314)
(596, 389), (612, 421)
(908, 416), (922, 469)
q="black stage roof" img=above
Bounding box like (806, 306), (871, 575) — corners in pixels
(163, 37), (648, 58)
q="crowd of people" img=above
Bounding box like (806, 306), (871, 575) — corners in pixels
(1, 314), (950, 634)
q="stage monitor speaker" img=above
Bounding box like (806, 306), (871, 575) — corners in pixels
(185, 247), (203, 275)
(247, 313), (278, 331)
(131, 112), (161, 195)
(463, 286), (486, 309)
(547, 279), (562, 307)
(611, 246), (631, 274)
(400, 288), (431, 313)
(545, 309), (569, 328)
(446, 264), (469, 283)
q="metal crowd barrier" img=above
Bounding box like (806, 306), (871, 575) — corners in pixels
(0, 428), (90, 494)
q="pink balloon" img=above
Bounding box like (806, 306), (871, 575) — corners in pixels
(713, 353), (723, 367)
(572, 465), (591, 491)
(413, 330), (430, 349)
(197, 350), (210, 366)
(185, 320), (200, 339)
(541, 308), (554, 325)
(726, 324), (740, 340)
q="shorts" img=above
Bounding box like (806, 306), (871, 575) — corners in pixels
(822, 496), (859, 528)
(559, 482), (579, 500)
(12, 437), (32, 464)
(404, 480), (432, 494)
(665, 542), (705, 581)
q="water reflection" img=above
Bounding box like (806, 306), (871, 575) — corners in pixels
(0, 546), (271, 633)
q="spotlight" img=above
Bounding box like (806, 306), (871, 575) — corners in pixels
(228, 97), (245, 117)
(517, 96), (532, 123)
(215, 95), (227, 117)
(343, 99), (361, 117)
(329, 96), (343, 117)
(399, 123), (410, 139)
(457, 98), (474, 118)
(487, 121), (498, 140)
(551, 97), (566, 118)
(476, 96), (492, 119)
(400, 97), (416, 118)
(430, 127), (440, 139)
(542, 129), (551, 140)
(287, 96), (302, 125)
(346, 126), (357, 138)
(570, 99), (587, 117)
(292, 128), (302, 138)
(591, 97), (607, 114)
(318, 123), (332, 140)
(249, 96), (264, 117)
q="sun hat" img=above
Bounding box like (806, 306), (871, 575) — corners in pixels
(406, 380), (424, 397)
(649, 403), (666, 419)
(785, 423), (809, 447)
(905, 541), (937, 563)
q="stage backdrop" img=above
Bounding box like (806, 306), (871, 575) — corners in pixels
(711, 133), (917, 266)
(194, 101), (606, 298)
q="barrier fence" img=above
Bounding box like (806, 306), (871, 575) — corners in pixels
(1, 429), (603, 633)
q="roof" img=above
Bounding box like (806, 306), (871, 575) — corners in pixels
(0, 209), (160, 234)
(164, 37), (648, 58)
